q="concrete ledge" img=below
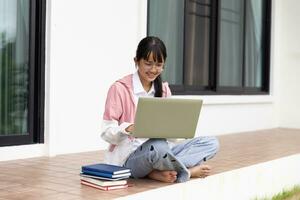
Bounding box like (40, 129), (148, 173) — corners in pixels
(117, 153), (300, 200)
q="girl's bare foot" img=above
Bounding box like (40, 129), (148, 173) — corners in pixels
(189, 164), (212, 178)
(148, 170), (177, 183)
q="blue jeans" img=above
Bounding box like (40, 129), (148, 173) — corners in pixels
(123, 136), (219, 183)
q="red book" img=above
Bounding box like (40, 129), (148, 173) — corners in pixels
(81, 180), (128, 191)
(80, 176), (127, 187)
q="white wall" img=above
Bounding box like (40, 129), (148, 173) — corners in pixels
(277, 0), (300, 128)
(45, 0), (148, 155)
(1, 0), (299, 161)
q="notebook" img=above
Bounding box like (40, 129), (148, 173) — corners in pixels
(132, 97), (203, 139)
(80, 176), (127, 187)
(81, 163), (130, 175)
(81, 180), (128, 191)
(80, 173), (129, 181)
(82, 171), (131, 179)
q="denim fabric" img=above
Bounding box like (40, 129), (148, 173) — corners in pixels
(123, 136), (219, 183)
(172, 136), (219, 168)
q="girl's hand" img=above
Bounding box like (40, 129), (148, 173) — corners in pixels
(125, 124), (134, 133)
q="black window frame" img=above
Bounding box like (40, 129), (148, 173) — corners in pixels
(0, 0), (46, 147)
(147, 0), (272, 95)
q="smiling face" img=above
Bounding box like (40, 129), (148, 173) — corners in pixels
(135, 52), (164, 86)
(134, 36), (167, 92)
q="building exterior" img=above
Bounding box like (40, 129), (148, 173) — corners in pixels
(0, 0), (299, 161)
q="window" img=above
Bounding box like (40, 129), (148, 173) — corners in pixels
(148, 0), (271, 95)
(0, 0), (45, 146)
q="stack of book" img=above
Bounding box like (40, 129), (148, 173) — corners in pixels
(80, 163), (131, 191)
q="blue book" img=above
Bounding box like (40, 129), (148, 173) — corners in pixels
(82, 171), (131, 179)
(81, 163), (131, 175)
(80, 173), (129, 181)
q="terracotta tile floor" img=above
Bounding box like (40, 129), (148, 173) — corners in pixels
(0, 128), (300, 200)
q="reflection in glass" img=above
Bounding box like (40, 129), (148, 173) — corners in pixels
(245, 0), (264, 87)
(0, 0), (30, 136)
(219, 0), (244, 87)
(185, 0), (211, 86)
(148, 0), (184, 85)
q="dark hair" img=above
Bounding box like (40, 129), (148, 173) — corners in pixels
(136, 36), (167, 97)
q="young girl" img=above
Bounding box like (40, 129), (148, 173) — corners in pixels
(101, 36), (219, 183)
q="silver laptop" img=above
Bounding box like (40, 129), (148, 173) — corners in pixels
(132, 97), (203, 138)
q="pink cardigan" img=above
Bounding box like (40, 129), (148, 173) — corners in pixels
(103, 74), (172, 125)
(101, 74), (171, 165)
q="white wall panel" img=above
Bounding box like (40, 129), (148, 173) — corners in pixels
(2, 0), (300, 160)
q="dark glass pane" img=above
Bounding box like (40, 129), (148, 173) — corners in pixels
(185, 0), (211, 86)
(244, 0), (265, 87)
(0, 0), (30, 136)
(218, 0), (244, 87)
(148, 0), (184, 85)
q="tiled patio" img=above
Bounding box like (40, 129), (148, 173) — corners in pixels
(0, 128), (300, 200)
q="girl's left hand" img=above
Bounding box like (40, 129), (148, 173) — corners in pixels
(125, 124), (135, 133)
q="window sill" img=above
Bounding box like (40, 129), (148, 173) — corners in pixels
(172, 95), (274, 105)
(0, 143), (46, 161)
